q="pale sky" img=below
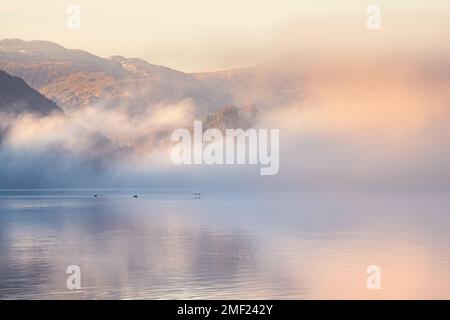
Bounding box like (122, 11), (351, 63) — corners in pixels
(1, 0), (449, 72)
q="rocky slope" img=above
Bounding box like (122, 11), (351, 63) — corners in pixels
(0, 69), (62, 116)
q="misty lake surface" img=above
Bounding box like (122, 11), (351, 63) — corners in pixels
(0, 190), (449, 299)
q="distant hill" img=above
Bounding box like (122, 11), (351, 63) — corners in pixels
(0, 39), (306, 115)
(0, 39), (215, 114)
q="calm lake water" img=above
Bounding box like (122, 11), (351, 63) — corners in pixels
(0, 190), (449, 299)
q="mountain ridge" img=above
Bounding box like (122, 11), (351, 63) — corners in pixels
(0, 39), (306, 114)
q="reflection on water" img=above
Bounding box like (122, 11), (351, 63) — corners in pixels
(0, 190), (449, 299)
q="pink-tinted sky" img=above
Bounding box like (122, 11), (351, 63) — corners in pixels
(1, 0), (449, 71)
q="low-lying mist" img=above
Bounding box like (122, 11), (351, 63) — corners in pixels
(1, 51), (449, 191)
